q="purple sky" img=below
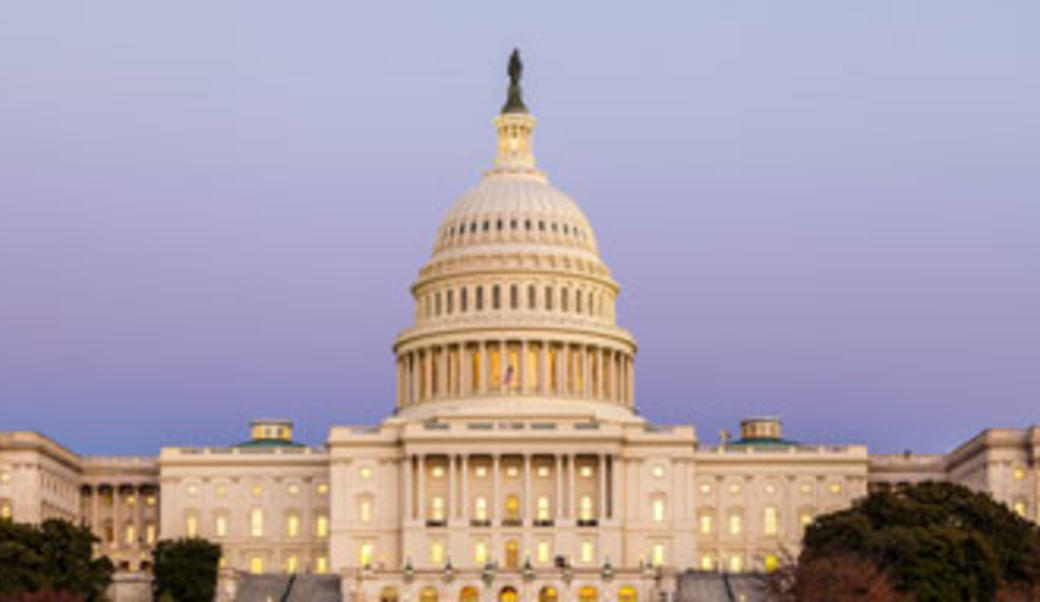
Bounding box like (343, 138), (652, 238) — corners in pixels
(1, 2), (1038, 455)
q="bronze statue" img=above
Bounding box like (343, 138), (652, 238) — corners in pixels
(502, 48), (528, 114)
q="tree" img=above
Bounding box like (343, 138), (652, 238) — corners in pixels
(151, 538), (221, 602)
(795, 482), (1040, 602)
(0, 518), (113, 601)
(761, 552), (910, 602)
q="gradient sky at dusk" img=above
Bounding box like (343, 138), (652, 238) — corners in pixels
(1, 2), (1038, 455)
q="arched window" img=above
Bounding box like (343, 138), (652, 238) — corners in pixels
(285, 512), (299, 537)
(504, 540), (519, 569)
(538, 587), (558, 602)
(505, 495), (520, 521)
(476, 286), (484, 311)
(561, 288), (569, 312)
(435, 292), (442, 316)
(588, 292), (595, 316)
(492, 285), (501, 309)
(499, 587), (518, 602)
(576, 290), (583, 313)
(420, 587), (439, 602)
(460, 288), (468, 312)
(510, 285), (518, 309)
(579, 587), (598, 602)
(459, 587), (479, 602)
(446, 290), (454, 314)
(545, 286), (553, 310)
(381, 587), (400, 602)
(618, 587), (637, 602)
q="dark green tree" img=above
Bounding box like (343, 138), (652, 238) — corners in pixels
(801, 482), (1040, 602)
(151, 538), (221, 602)
(0, 518), (113, 601)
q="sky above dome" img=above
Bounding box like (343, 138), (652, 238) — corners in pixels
(1, 2), (1037, 455)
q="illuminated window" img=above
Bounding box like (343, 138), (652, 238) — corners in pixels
(475, 466), (488, 478)
(700, 555), (714, 571)
(215, 485), (226, 498)
(800, 483), (812, 495)
(699, 483), (712, 495)
(359, 542), (373, 567)
(317, 514), (329, 537)
(287, 513), (300, 537)
(536, 540), (551, 563)
(430, 540), (444, 564)
(431, 466), (445, 478)
(359, 499), (372, 523)
(763, 506), (779, 536)
(185, 513), (198, 537)
(729, 513), (742, 535)
(728, 484), (741, 495)
(699, 513), (713, 535)
(765, 483), (776, 495)
(186, 484), (199, 497)
(829, 483), (843, 495)
(474, 540), (488, 564)
(288, 484), (299, 496)
(537, 496), (551, 520)
(1, 500), (12, 520)
(506, 466), (519, 478)
(579, 496), (594, 521)
(360, 467), (372, 480)
(146, 494), (156, 506)
(125, 524), (135, 545)
(430, 497), (445, 521)
(146, 523), (156, 544)
(652, 497), (666, 523)
(1013, 501), (1027, 517)
(799, 512), (813, 530)
(251, 484), (263, 497)
(250, 556), (264, 574)
(0, 470), (9, 483)
(1013, 467), (1026, 481)
(315, 556), (328, 574)
(652, 465), (665, 478)
(474, 496), (488, 521)
(580, 466), (593, 478)
(286, 555), (298, 573)
(317, 482), (329, 495)
(580, 539), (595, 564)
(250, 508), (264, 537)
(765, 554), (779, 573)
(216, 515), (228, 537)
(729, 555), (743, 573)
(537, 466), (550, 478)
(651, 543), (666, 567)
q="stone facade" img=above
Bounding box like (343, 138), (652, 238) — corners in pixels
(1, 58), (1038, 602)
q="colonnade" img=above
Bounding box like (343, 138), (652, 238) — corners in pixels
(397, 341), (633, 407)
(81, 482), (159, 569)
(401, 453), (620, 526)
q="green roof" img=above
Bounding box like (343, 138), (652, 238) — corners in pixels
(729, 437), (799, 448)
(234, 438), (305, 448)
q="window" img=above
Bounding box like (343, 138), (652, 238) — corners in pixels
(536, 540), (551, 563)
(185, 513), (198, 537)
(580, 466), (593, 478)
(580, 539), (595, 564)
(729, 513), (742, 535)
(537, 496), (551, 520)
(700, 555), (714, 570)
(765, 554), (779, 573)
(561, 288), (569, 312)
(699, 513), (713, 534)
(476, 286), (484, 310)
(799, 511), (813, 530)
(360, 466), (372, 480)
(430, 540), (444, 564)
(317, 482), (329, 495)
(474, 540), (488, 563)
(728, 484), (741, 495)
(251, 484), (263, 497)
(510, 285), (518, 309)
(1013, 467), (1026, 481)
(431, 466), (445, 478)
(729, 555), (743, 573)
(545, 286), (553, 310)
(506, 465), (519, 478)
(216, 515), (228, 537)
(359, 542), (373, 567)
(461, 288), (468, 312)
(580, 495), (594, 521)
(528, 285), (536, 309)
(216, 485), (226, 498)
(1, 500), (12, 520)
(492, 285), (500, 310)
(435, 292), (442, 316)
(764, 506), (778, 536)
(125, 524), (135, 545)
(0, 470), (9, 483)
(446, 290), (454, 314)
(288, 483), (299, 496)
(250, 508), (264, 537)
(250, 556), (264, 575)
(286, 555), (299, 573)
(315, 555), (328, 574)
(475, 465), (488, 478)
(652, 497), (666, 523)
(652, 465), (665, 478)
(474, 496), (489, 521)
(699, 483), (712, 495)
(316, 514), (329, 537)
(359, 499), (372, 523)
(828, 483), (842, 495)
(800, 483), (813, 495)
(537, 466), (550, 478)
(1013, 501), (1027, 517)
(765, 483), (776, 495)
(146, 523), (156, 544)
(430, 497), (445, 521)
(287, 513), (300, 537)
(651, 543), (666, 567)
(186, 484), (199, 497)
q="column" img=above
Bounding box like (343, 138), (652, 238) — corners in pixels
(423, 350), (434, 401)
(91, 485), (100, 538)
(461, 455), (470, 522)
(403, 456), (414, 521)
(480, 342), (489, 394)
(133, 485), (142, 547)
(112, 485), (120, 549)
(568, 455), (576, 520)
(449, 454), (457, 520)
(562, 343), (571, 396)
(523, 454), (531, 524)
(417, 455), (426, 521)
(583, 346), (592, 398)
(539, 342), (549, 396)
(599, 455), (607, 521)
(410, 352), (419, 405)
(500, 339), (507, 394)
(627, 356), (635, 405)
(520, 340), (528, 393)
(492, 455), (500, 521)
(438, 346), (448, 399)
(610, 351), (619, 403)
(461, 343), (472, 396)
(611, 456), (622, 521)
(598, 348), (606, 401)
(555, 456), (563, 519)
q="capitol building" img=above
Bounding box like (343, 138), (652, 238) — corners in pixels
(1, 53), (1038, 602)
